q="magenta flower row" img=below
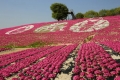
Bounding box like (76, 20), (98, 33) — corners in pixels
(0, 45), (65, 79)
(101, 41), (120, 54)
(73, 43), (120, 80)
(0, 47), (52, 68)
(11, 44), (77, 80)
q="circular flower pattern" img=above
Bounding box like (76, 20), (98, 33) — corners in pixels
(70, 17), (109, 32)
(5, 25), (34, 35)
(34, 22), (67, 33)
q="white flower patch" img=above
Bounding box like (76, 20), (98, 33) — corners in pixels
(34, 22), (67, 33)
(5, 25), (34, 35)
(70, 17), (109, 32)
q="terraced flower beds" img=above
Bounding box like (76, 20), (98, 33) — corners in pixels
(0, 44), (77, 80)
(15, 44), (77, 80)
(0, 43), (120, 80)
(0, 15), (120, 80)
(73, 43), (120, 80)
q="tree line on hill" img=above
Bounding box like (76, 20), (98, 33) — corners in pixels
(50, 3), (120, 21)
(76, 7), (120, 19)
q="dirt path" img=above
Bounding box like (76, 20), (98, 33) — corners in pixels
(54, 44), (80, 80)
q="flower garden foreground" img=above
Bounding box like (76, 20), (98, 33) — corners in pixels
(0, 16), (120, 80)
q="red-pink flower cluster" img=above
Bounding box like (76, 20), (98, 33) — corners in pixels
(12, 44), (77, 80)
(0, 45), (65, 79)
(101, 41), (120, 54)
(91, 16), (120, 43)
(0, 47), (52, 68)
(0, 44), (77, 80)
(73, 43), (120, 80)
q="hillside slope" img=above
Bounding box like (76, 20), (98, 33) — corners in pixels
(0, 16), (120, 47)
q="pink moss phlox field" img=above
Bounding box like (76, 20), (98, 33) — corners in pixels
(73, 43), (120, 80)
(0, 15), (120, 80)
(0, 44), (77, 80)
(15, 44), (77, 80)
(0, 16), (120, 47)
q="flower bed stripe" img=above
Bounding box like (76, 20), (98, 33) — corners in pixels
(73, 43), (120, 80)
(12, 44), (77, 80)
(0, 47), (52, 68)
(0, 45), (64, 78)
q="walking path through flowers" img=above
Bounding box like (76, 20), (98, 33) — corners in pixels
(54, 44), (81, 80)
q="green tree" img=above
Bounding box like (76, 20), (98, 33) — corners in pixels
(99, 9), (108, 17)
(109, 9), (116, 16)
(105, 9), (115, 16)
(50, 3), (68, 21)
(114, 7), (120, 15)
(84, 10), (98, 18)
(75, 13), (84, 19)
(105, 10), (111, 16)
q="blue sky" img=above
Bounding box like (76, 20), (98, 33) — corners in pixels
(0, 0), (120, 29)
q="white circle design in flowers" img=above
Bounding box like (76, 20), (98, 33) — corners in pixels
(34, 22), (67, 33)
(5, 25), (34, 34)
(70, 17), (109, 32)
